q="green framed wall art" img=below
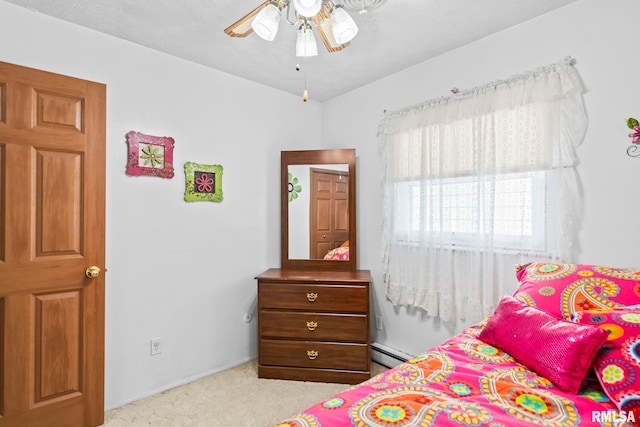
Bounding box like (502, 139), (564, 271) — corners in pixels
(184, 162), (223, 202)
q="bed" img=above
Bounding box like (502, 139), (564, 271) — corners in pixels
(323, 240), (350, 261)
(273, 262), (640, 427)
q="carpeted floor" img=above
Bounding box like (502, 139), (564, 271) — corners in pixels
(103, 359), (388, 427)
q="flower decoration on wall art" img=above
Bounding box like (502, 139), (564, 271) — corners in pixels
(125, 131), (175, 178)
(288, 172), (302, 202)
(184, 162), (223, 202)
(626, 117), (640, 158)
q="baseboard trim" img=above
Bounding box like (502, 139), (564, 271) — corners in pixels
(105, 355), (255, 411)
(371, 342), (413, 368)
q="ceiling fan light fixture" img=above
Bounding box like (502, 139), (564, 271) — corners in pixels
(292, 0), (323, 18)
(296, 23), (318, 57)
(251, 3), (282, 41)
(330, 5), (358, 44)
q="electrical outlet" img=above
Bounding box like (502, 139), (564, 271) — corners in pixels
(375, 315), (384, 331)
(150, 338), (162, 356)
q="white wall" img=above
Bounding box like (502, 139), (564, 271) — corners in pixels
(287, 164), (311, 259)
(323, 0), (640, 357)
(0, 1), (322, 409)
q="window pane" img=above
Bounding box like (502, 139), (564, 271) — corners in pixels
(393, 171), (545, 251)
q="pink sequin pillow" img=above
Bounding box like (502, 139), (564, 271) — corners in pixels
(514, 262), (640, 321)
(573, 307), (640, 412)
(479, 295), (608, 393)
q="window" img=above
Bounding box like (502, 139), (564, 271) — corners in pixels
(394, 170), (546, 253)
(378, 58), (586, 322)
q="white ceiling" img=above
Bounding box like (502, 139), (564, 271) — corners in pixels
(4, 0), (579, 101)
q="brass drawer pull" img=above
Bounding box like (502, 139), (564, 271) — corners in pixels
(306, 321), (318, 331)
(307, 350), (318, 360)
(306, 292), (318, 302)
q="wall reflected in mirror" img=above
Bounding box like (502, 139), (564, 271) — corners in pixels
(288, 164), (349, 260)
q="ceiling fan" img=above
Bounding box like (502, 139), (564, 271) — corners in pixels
(224, 0), (384, 101)
(224, 0), (360, 56)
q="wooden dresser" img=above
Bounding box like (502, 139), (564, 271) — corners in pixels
(256, 268), (372, 384)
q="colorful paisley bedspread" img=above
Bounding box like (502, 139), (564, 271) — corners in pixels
(273, 324), (635, 427)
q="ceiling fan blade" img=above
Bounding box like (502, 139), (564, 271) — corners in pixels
(224, 1), (271, 38)
(313, 4), (350, 52)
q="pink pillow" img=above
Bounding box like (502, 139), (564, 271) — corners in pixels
(573, 307), (640, 412)
(514, 262), (640, 320)
(479, 295), (608, 393)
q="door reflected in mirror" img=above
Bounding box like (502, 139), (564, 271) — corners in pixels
(288, 164), (349, 260)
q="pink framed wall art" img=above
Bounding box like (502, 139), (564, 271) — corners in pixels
(125, 131), (175, 178)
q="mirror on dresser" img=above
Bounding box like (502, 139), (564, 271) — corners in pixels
(281, 149), (357, 272)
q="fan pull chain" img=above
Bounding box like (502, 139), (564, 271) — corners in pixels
(296, 55), (310, 102)
(296, 63), (307, 101)
(303, 35), (309, 102)
(295, 21), (314, 102)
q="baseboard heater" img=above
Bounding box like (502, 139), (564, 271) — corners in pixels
(371, 342), (414, 368)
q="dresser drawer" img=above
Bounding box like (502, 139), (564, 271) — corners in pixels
(259, 282), (368, 312)
(260, 339), (369, 371)
(260, 311), (367, 342)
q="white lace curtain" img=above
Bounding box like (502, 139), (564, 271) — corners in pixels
(378, 57), (587, 323)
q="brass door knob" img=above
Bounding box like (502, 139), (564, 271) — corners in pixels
(85, 266), (101, 279)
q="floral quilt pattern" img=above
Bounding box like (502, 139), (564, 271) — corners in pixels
(274, 324), (633, 427)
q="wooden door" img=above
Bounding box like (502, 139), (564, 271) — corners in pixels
(0, 62), (106, 427)
(309, 168), (349, 259)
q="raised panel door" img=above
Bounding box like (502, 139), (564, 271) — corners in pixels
(0, 61), (105, 427)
